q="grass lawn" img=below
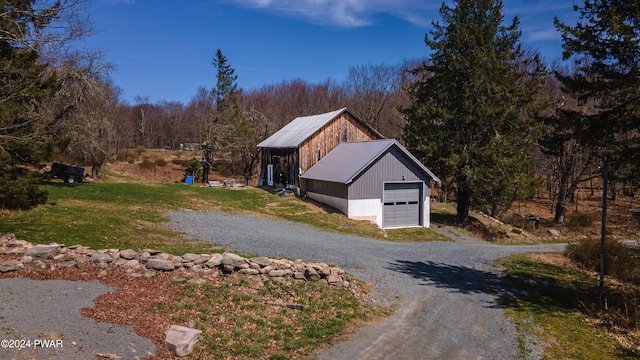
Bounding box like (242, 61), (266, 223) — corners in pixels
(0, 180), (447, 255)
(496, 254), (640, 359)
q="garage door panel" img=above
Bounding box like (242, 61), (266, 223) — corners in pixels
(383, 183), (421, 228)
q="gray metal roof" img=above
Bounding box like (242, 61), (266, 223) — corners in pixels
(301, 139), (440, 184)
(257, 108), (382, 148)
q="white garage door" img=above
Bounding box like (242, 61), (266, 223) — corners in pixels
(383, 182), (421, 228)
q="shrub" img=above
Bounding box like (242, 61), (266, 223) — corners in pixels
(566, 213), (595, 228)
(565, 238), (640, 285)
(213, 159), (232, 176)
(172, 159), (188, 166)
(154, 158), (167, 167)
(138, 158), (156, 171)
(184, 158), (201, 177)
(115, 150), (130, 162)
(0, 166), (48, 210)
(134, 145), (147, 156)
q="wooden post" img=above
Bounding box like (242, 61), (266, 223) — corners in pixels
(599, 156), (608, 308)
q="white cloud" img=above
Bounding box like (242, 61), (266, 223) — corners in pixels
(526, 27), (561, 41)
(220, 0), (440, 27)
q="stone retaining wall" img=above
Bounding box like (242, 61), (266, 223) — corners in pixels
(0, 234), (351, 287)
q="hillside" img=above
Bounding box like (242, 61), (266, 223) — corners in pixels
(94, 150), (640, 243)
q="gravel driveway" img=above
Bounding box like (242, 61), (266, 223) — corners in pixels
(166, 210), (566, 360)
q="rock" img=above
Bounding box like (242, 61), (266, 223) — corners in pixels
(94, 262), (109, 269)
(327, 273), (342, 286)
(56, 261), (77, 268)
(221, 264), (235, 274)
(139, 251), (151, 263)
(28, 259), (48, 271)
(305, 266), (321, 281)
(221, 252), (245, 267)
(238, 268), (260, 275)
(165, 325), (202, 357)
(181, 253), (200, 262)
(236, 263), (250, 270)
(0, 260), (23, 273)
(75, 254), (90, 266)
(0, 233), (17, 242)
(90, 253), (113, 263)
(114, 258), (128, 267)
(152, 252), (172, 261)
(146, 258), (175, 271)
(318, 264), (331, 276)
(122, 259), (141, 270)
(250, 257), (271, 267)
(205, 253), (222, 267)
(268, 269), (286, 277)
(193, 255), (211, 265)
(25, 244), (61, 259)
(143, 249), (163, 255)
(120, 249), (138, 260)
(6, 239), (28, 248)
(548, 229), (561, 237)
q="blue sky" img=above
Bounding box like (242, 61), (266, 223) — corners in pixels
(82, 0), (578, 104)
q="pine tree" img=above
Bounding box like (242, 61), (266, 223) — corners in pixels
(208, 49), (263, 183)
(0, 0), (60, 209)
(554, 0), (640, 187)
(403, 0), (545, 224)
(212, 48), (240, 112)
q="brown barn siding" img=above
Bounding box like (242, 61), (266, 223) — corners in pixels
(298, 113), (381, 175)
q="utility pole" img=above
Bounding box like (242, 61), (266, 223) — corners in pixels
(599, 156), (608, 308)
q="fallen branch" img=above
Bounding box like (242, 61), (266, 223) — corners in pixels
(266, 302), (306, 311)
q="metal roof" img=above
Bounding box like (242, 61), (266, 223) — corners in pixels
(301, 139), (440, 184)
(257, 108), (382, 148)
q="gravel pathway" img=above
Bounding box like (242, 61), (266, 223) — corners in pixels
(0, 278), (156, 360)
(166, 210), (566, 360)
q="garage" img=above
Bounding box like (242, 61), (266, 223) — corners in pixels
(301, 139), (439, 229)
(383, 182), (422, 228)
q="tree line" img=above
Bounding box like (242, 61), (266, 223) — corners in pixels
(1, 0), (638, 228)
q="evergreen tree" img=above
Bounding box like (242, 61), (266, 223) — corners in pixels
(403, 0), (545, 224)
(553, 0), (640, 188)
(207, 49), (243, 176)
(0, 0), (60, 209)
(212, 48), (240, 112)
(208, 49), (264, 183)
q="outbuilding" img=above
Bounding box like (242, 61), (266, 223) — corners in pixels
(301, 139), (439, 229)
(257, 108), (383, 192)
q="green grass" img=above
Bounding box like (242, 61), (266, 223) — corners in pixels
(0, 180), (448, 252)
(496, 254), (639, 359)
(0, 182), (216, 255)
(161, 276), (376, 359)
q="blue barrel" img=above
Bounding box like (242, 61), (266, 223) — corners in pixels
(185, 176), (193, 185)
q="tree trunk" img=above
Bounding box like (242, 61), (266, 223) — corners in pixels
(554, 200), (567, 224)
(456, 185), (470, 226)
(91, 164), (100, 179)
(554, 170), (570, 224)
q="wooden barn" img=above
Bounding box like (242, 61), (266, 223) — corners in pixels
(257, 108), (383, 191)
(300, 139), (439, 229)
